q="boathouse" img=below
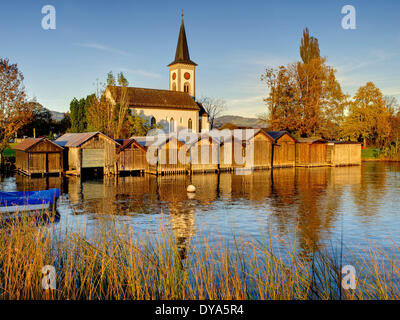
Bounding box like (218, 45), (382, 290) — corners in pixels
(243, 129), (274, 170)
(14, 138), (63, 176)
(55, 132), (120, 176)
(267, 131), (297, 168)
(218, 134), (245, 172)
(132, 134), (188, 175)
(188, 133), (219, 173)
(326, 141), (362, 166)
(296, 138), (328, 167)
(115, 138), (148, 174)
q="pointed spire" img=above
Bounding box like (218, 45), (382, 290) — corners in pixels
(168, 13), (197, 66)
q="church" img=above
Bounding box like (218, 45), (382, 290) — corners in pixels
(105, 17), (210, 133)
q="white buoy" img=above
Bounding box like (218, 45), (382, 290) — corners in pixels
(187, 192), (196, 200)
(187, 185), (196, 193)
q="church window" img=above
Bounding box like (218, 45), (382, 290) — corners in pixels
(150, 117), (156, 126)
(188, 118), (192, 130)
(170, 118), (175, 132)
(184, 82), (190, 93)
(172, 82), (176, 91)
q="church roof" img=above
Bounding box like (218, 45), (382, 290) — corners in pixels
(107, 86), (201, 111)
(168, 19), (197, 66)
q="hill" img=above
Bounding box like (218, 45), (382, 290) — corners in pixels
(213, 115), (266, 129)
(49, 110), (66, 121)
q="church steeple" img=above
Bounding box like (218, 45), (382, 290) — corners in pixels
(168, 15), (197, 66)
(168, 13), (197, 97)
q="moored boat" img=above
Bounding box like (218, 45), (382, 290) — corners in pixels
(0, 188), (60, 219)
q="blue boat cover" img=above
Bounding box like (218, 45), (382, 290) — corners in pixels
(0, 188), (60, 207)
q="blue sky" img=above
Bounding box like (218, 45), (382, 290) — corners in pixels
(0, 0), (399, 117)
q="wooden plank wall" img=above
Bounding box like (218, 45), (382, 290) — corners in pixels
(156, 139), (188, 175)
(248, 134), (273, 169)
(329, 144), (361, 166)
(219, 140), (245, 171)
(67, 134), (117, 175)
(15, 140), (63, 176)
(296, 143), (327, 167)
(117, 145), (148, 173)
(190, 138), (219, 173)
(273, 135), (296, 167)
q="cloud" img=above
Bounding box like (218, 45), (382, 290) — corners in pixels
(77, 42), (131, 56)
(119, 68), (162, 79)
(226, 95), (266, 117)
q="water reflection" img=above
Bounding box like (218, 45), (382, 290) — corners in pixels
(1, 163), (399, 258)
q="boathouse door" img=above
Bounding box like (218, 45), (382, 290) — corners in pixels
(81, 149), (104, 168)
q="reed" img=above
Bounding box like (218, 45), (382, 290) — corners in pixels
(0, 213), (399, 300)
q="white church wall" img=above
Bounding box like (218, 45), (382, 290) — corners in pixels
(132, 108), (199, 133)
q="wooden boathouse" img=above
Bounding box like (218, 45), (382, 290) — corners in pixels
(132, 135), (188, 175)
(295, 138), (328, 167)
(188, 133), (219, 173)
(115, 138), (148, 174)
(242, 129), (274, 170)
(55, 132), (120, 176)
(326, 141), (362, 166)
(267, 131), (297, 168)
(14, 138), (64, 176)
(218, 134), (245, 172)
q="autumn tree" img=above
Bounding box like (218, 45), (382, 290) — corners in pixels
(0, 58), (33, 160)
(19, 102), (52, 137)
(300, 28), (320, 64)
(262, 29), (346, 138)
(197, 96), (226, 129)
(341, 82), (391, 147)
(261, 65), (300, 132)
(86, 90), (115, 137)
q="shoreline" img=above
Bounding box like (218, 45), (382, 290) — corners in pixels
(362, 159), (400, 162)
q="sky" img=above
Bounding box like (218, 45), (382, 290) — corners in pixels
(0, 0), (399, 117)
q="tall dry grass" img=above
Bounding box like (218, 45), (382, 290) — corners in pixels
(0, 213), (399, 300)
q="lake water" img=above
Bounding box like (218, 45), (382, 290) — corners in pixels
(1, 162), (400, 258)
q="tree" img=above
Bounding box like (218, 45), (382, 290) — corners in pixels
(117, 72), (128, 87)
(261, 58), (346, 138)
(127, 110), (159, 136)
(69, 95), (94, 132)
(107, 71), (115, 86)
(86, 92), (115, 136)
(0, 58), (33, 158)
(261, 27), (346, 139)
(300, 28), (320, 64)
(197, 96), (226, 129)
(384, 95), (399, 114)
(341, 82), (391, 147)
(19, 102), (52, 137)
(86, 71), (141, 138)
(261, 65), (300, 132)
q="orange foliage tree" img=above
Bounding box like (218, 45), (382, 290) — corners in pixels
(261, 57), (346, 138)
(341, 82), (391, 147)
(0, 58), (33, 159)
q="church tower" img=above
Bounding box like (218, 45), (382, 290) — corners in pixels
(168, 14), (197, 97)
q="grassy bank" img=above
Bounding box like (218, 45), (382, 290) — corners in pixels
(0, 214), (399, 300)
(362, 147), (400, 161)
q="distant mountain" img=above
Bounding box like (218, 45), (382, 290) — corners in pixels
(213, 115), (266, 129)
(49, 110), (66, 121)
